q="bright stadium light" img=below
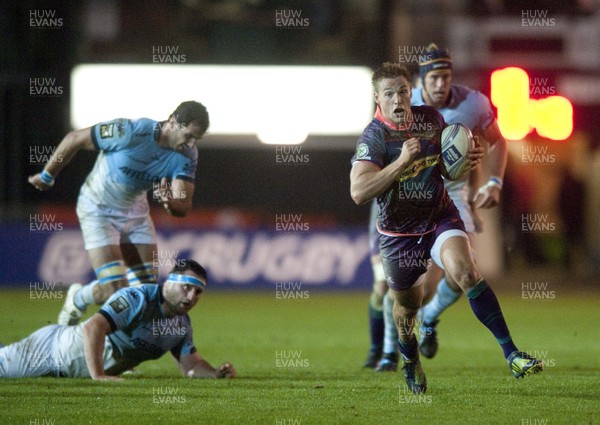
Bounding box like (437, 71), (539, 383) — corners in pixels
(71, 65), (373, 144)
(490, 67), (573, 141)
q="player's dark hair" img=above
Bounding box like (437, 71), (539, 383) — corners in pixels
(170, 259), (208, 282)
(371, 63), (412, 90)
(171, 101), (210, 134)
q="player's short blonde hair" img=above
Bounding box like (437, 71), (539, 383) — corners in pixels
(371, 63), (412, 90)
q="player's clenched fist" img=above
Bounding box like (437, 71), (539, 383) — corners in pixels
(397, 137), (421, 165)
(28, 173), (54, 191)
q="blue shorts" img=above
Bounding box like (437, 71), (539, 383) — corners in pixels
(379, 207), (466, 291)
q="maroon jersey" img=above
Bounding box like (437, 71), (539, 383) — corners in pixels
(352, 105), (454, 236)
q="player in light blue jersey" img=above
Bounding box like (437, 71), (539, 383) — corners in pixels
(0, 260), (236, 380)
(29, 101), (209, 326)
(373, 44), (510, 371)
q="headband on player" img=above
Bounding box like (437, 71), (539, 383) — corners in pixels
(419, 44), (452, 80)
(167, 273), (206, 289)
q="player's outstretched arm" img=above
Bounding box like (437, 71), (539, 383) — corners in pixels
(178, 352), (236, 379)
(468, 164), (484, 233)
(83, 313), (123, 381)
(28, 127), (96, 191)
(474, 120), (507, 209)
(350, 137), (421, 205)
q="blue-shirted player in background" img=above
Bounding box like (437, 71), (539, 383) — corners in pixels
(0, 260), (236, 380)
(28, 101), (209, 326)
(365, 44), (510, 371)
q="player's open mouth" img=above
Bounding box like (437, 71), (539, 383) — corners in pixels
(394, 107), (403, 115)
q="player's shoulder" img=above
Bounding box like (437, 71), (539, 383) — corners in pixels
(130, 117), (158, 136)
(410, 87), (425, 105)
(453, 84), (491, 106)
(360, 118), (386, 140)
(412, 104), (444, 125)
(175, 145), (199, 161)
(117, 284), (159, 306)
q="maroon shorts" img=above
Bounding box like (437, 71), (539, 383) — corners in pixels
(379, 206), (465, 291)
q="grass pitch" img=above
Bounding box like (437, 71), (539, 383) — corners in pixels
(0, 288), (598, 424)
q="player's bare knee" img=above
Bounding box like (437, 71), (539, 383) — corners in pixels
(450, 267), (481, 292)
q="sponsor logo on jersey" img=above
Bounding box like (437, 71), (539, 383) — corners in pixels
(110, 296), (130, 313)
(397, 154), (439, 182)
(100, 124), (114, 139)
(356, 143), (371, 160)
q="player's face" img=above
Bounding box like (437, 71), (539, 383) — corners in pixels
(374, 76), (413, 126)
(165, 118), (206, 152)
(162, 276), (204, 316)
(422, 70), (452, 108)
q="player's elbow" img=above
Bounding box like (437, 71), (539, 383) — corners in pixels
(350, 187), (369, 205)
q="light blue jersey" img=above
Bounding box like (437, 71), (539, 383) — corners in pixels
(99, 284), (196, 375)
(411, 85), (494, 132)
(81, 118), (198, 209)
(411, 85), (496, 232)
(0, 284), (196, 378)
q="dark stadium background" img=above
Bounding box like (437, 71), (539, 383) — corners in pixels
(1, 0), (599, 288)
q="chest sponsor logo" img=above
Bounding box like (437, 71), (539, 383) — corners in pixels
(397, 154), (439, 182)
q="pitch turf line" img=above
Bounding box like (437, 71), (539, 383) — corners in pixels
(0, 290), (598, 424)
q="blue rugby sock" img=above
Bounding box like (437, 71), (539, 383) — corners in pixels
(368, 304), (384, 352)
(397, 336), (418, 360)
(467, 280), (518, 359)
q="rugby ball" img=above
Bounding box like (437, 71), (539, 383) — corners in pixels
(441, 123), (474, 180)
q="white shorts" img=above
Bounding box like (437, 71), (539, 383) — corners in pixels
(451, 196), (475, 234)
(430, 229), (470, 270)
(0, 324), (114, 378)
(371, 260), (387, 283)
(77, 193), (157, 250)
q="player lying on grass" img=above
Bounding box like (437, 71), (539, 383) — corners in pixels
(0, 260), (236, 380)
(350, 62), (543, 394)
(28, 101), (208, 327)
